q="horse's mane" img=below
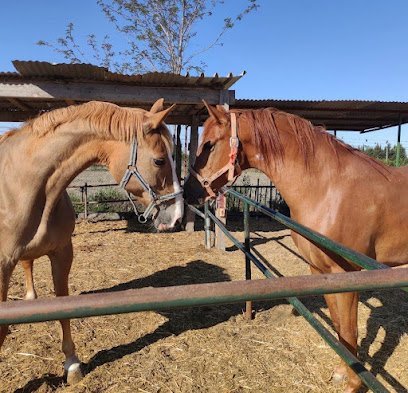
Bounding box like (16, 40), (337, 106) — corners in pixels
(0, 101), (173, 149)
(237, 108), (390, 178)
(0, 128), (19, 143)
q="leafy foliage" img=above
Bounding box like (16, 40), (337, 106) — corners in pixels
(37, 0), (259, 74)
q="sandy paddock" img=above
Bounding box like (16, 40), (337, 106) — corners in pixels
(0, 218), (406, 393)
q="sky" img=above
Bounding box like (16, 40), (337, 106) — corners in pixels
(1, 0), (408, 149)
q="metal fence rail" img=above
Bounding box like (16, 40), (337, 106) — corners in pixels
(191, 190), (408, 392)
(227, 189), (400, 274)
(3, 186), (405, 391)
(0, 270), (405, 325)
(227, 182), (284, 213)
(67, 182), (282, 217)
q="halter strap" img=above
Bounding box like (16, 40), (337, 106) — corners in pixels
(119, 138), (183, 223)
(189, 112), (241, 198)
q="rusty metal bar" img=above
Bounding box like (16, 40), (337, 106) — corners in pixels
(206, 210), (393, 392)
(0, 269), (406, 326)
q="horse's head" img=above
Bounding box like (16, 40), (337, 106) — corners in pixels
(108, 99), (183, 231)
(184, 101), (246, 205)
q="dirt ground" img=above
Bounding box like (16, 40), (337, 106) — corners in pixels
(1, 218), (407, 393)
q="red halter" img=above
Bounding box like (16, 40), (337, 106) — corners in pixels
(189, 112), (242, 198)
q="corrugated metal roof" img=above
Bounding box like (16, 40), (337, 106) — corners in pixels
(1, 61), (408, 131)
(235, 99), (408, 110)
(234, 99), (408, 131)
(0, 60), (244, 90)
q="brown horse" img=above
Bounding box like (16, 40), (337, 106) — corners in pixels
(0, 99), (183, 383)
(184, 102), (408, 393)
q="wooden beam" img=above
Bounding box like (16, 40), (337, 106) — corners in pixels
(185, 116), (199, 233)
(189, 116), (199, 166)
(0, 80), (228, 105)
(175, 125), (182, 181)
(0, 110), (38, 122)
(7, 98), (31, 111)
(220, 90), (234, 105)
(0, 109), (209, 124)
(236, 103), (408, 114)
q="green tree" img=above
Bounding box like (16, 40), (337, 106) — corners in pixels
(37, 0), (259, 74)
(361, 143), (408, 166)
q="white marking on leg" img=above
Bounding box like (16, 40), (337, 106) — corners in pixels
(64, 355), (81, 372)
(64, 355), (83, 385)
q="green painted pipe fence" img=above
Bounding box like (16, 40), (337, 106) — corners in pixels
(197, 189), (407, 393)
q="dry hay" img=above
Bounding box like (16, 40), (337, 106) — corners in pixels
(0, 218), (407, 393)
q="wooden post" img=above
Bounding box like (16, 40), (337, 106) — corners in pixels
(244, 202), (253, 320)
(185, 117), (199, 233)
(175, 124), (182, 181)
(215, 193), (227, 250)
(83, 182), (88, 219)
(396, 115), (402, 167)
(183, 125), (188, 179)
(213, 96), (230, 249)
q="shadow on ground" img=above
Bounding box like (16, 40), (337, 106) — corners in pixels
(14, 234), (407, 393)
(79, 259), (289, 377)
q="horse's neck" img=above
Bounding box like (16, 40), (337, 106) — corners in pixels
(34, 125), (108, 196)
(244, 131), (337, 214)
(1, 122), (113, 249)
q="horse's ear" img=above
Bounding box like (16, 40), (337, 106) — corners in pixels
(202, 100), (228, 124)
(150, 98), (164, 114)
(143, 104), (176, 134)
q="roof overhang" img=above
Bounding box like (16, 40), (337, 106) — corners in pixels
(234, 99), (408, 132)
(0, 61), (244, 124)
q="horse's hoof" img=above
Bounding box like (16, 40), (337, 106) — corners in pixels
(331, 363), (348, 385)
(66, 363), (84, 385)
(332, 373), (346, 384)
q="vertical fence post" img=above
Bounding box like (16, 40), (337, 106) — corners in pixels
(396, 115), (402, 167)
(255, 178), (260, 220)
(204, 201), (211, 249)
(244, 201), (253, 320)
(269, 181), (273, 220)
(215, 193), (226, 250)
(185, 117), (199, 232)
(83, 182), (88, 219)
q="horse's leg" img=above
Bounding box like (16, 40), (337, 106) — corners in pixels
(0, 260), (16, 348)
(323, 293), (350, 382)
(335, 291), (360, 393)
(48, 242), (83, 384)
(311, 265), (348, 383)
(21, 259), (37, 300)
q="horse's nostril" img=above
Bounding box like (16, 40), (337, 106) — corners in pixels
(157, 223), (168, 231)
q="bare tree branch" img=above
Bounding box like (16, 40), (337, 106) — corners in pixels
(37, 0), (259, 74)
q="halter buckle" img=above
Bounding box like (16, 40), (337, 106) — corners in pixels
(230, 136), (239, 148)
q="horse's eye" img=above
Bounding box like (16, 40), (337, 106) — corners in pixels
(204, 141), (215, 152)
(153, 158), (166, 166)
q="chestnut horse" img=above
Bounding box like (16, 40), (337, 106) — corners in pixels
(0, 99), (183, 383)
(184, 102), (408, 393)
